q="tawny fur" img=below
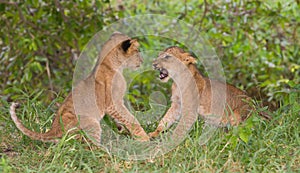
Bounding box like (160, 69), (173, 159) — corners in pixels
(149, 46), (252, 138)
(10, 32), (150, 145)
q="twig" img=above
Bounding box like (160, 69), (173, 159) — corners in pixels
(199, 0), (208, 27)
(46, 59), (54, 94)
(0, 1), (16, 5)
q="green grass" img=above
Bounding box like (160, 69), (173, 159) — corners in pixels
(1, 0), (300, 172)
(0, 92), (299, 172)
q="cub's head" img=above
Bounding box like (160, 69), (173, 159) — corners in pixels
(119, 38), (142, 69)
(153, 46), (197, 82)
(101, 32), (143, 70)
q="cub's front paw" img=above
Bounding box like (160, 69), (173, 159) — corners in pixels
(148, 130), (160, 138)
(148, 126), (164, 138)
(135, 134), (150, 142)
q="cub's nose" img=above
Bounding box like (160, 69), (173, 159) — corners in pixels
(152, 59), (158, 68)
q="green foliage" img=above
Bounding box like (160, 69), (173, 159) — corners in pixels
(127, 70), (170, 111)
(1, 0), (299, 107)
(0, 1), (117, 101)
(0, 157), (12, 173)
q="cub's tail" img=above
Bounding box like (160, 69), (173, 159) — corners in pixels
(10, 102), (59, 143)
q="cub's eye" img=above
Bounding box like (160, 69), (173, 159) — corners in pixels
(164, 55), (171, 59)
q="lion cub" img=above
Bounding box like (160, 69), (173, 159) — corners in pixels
(10, 32), (150, 145)
(149, 46), (252, 138)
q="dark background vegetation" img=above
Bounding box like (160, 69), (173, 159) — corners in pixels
(0, 0), (299, 172)
(1, 0), (299, 108)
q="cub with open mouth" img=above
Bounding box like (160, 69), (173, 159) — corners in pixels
(149, 46), (253, 138)
(153, 54), (179, 83)
(157, 67), (169, 81)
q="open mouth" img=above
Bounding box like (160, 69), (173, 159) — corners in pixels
(158, 68), (169, 80)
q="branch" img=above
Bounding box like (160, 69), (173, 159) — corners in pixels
(199, 0), (208, 27)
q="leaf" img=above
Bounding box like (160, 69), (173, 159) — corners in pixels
(30, 62), (43, 73)
(238, 127), (251, 143)
(230, 135), (238, 148)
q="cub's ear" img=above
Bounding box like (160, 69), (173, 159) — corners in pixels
(183, 53), (197, 64)
(121, 39), (139, 52)
(121, 39), (131, 52)
(189, 56), (197, 64)
(129, 39), (139, 47)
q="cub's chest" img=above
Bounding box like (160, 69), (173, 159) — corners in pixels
(111, 72), (127, 97)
